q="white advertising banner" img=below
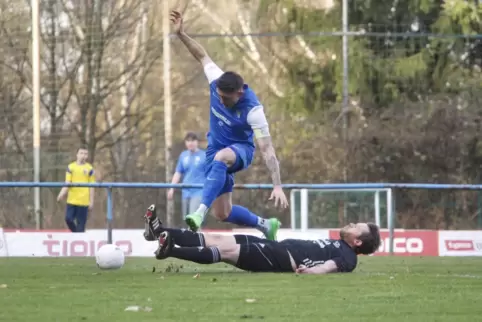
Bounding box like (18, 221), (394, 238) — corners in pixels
(0, 228), (6, 257)
(3, 229), (157, 257)
(438, 231), (482, 256)
(0, 228), (330, 257)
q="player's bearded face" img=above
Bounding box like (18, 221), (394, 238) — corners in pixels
(339, 226), (348, 239)
(340, 223), (370, 250)
(218, 90), (242, 107)
(340, 223), (360, 242)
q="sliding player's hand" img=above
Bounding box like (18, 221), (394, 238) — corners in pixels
(296, 265), (308, 274)
(170, 10), (184, 34)
(269, 186), (289, 209)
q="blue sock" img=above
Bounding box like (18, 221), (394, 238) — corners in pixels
(200, 161), (227, 208)
(224, 205), (270, 232)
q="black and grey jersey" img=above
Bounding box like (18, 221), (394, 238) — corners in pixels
(279, 238), (358, 273)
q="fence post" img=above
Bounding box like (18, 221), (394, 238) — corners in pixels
(374, 190), (380, 227)
(478, 190), (482, 228)
(31, 0), (42, 229)
(290, 189), (297, 229)
(341, 0), (349, 184)
(342, 0), (349, 121)
(300, 189), (309, 231)
(107, 187), (113, 244)
(387, 188), (394, 255)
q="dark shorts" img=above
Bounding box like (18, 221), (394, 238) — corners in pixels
(233, 235), (294, 273)
(65, 204), (89, 232)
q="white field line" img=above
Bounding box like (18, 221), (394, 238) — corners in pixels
(360, 271), (482, 279)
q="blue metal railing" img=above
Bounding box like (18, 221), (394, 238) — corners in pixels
(3, 182), (482, 189)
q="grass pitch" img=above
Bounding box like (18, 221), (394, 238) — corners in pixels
(1, 257), (481, 322)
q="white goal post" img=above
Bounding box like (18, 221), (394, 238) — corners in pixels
(289, 188), (394, 231)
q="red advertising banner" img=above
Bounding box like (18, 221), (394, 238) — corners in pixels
(329, 229), (439, 256)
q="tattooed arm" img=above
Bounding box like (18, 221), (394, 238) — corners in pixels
(247, 106), (282, 186)
(248, 105), (288, 207)
(257, 136), (282, 186)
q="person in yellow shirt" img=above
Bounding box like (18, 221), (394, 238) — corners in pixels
(57, 147), (95, 232)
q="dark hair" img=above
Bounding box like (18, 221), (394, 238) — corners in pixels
(217, 71), (244, 93)
(355, 223), (381, 255)
(184, 132), (199, 141)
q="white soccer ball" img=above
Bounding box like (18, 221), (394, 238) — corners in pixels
(96, 244), (125, 270)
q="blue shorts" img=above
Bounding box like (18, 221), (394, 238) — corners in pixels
(204, 143), (254, 196)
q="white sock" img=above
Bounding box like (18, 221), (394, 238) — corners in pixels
(196, 204), (209, 220)
(256, 217), (270, 233)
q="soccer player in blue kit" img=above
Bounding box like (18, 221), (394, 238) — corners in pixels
(167, 10), (289, 240)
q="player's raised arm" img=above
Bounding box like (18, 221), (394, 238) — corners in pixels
(170, 10), (223, 83)
(247, 107), (289, 208)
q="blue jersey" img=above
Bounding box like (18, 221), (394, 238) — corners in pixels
(203, 61), (271, 152)
(175, 149), (206, 199)
(208, 82), (259, 150)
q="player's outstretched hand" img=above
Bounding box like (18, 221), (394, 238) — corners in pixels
(170, 10), (184, 34)
(269, 186), (289, 209)
(296, 265), (308, 274)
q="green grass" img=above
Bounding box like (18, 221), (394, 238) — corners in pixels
(1, 257), (482, 322)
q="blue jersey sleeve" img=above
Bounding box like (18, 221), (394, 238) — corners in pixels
(175, 153), (185, 174)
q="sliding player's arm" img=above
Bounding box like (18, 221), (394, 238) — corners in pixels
(296, 260), (339, 275)
(248, 107), (282, 187)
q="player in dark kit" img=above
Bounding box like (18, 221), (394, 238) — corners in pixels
(144, 205), (381, 274)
